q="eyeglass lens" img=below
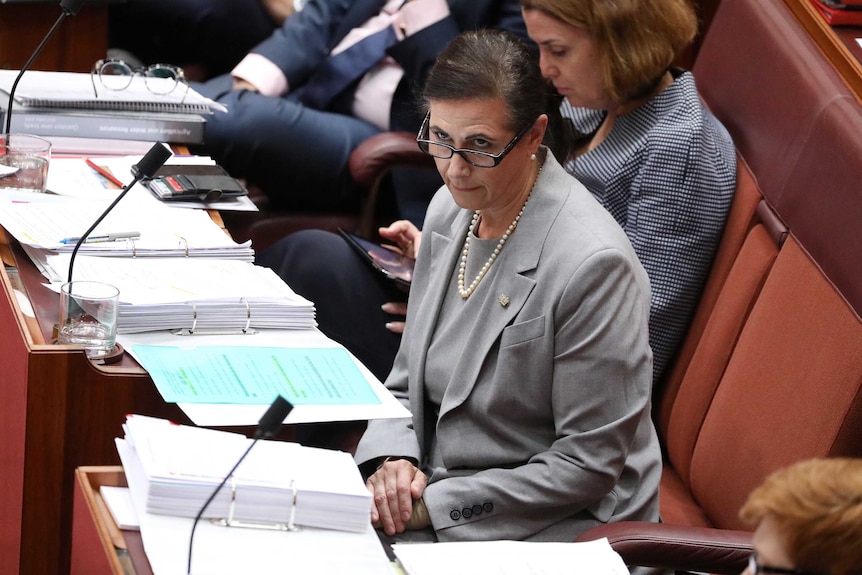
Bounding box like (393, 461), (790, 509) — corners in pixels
(418, 141), (499, 167)
(95, 60), (181, 94)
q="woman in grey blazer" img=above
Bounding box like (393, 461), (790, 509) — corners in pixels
(354, 29), (661, 543)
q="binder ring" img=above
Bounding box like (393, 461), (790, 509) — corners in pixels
(241, 297), (252, 334)
(189, 303), (197, 334)
(178, 236), (189, 257)
(209, 477), (300, 531)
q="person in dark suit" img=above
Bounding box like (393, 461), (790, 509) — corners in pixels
(191, 0), (527, 213)
(109, 0), (294, 80)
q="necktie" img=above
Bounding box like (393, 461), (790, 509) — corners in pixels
(299, 25), (398, 110)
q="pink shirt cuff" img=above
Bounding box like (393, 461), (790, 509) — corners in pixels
(231, 54), (289, 97)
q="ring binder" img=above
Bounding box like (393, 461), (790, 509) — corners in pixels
(209, 478), (300, 532)
(171, 301), (260, 336)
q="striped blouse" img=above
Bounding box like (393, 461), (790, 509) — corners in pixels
(562, 70), (737, 384)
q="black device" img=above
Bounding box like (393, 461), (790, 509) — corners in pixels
(146, 165), (247, 202)
(186, 395), (294, 575)
(67, 143), (172, 283)
(3, 0), (85, 136)
(338, 228), (415, 288)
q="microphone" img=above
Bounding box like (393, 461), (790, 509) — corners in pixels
(187, 395), (294, 574)
(66, 142), (172, 283)
(3, 0), (87, 136)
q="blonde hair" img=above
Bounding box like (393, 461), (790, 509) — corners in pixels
(739, 458), (862, 575)
(520, 0), (697, 103)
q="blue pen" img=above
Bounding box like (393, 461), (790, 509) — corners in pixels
(60, 231), (141, 245)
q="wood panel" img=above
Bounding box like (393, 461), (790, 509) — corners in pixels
(0, 225), (188, 575)
(0, 3), (108, 72)
(783, 0), (862, 103)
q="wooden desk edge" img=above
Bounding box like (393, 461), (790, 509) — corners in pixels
(784, 0), (862, 103)
(75, 467), (130, 575)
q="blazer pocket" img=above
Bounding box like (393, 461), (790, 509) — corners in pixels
(500, 316), (545, 349)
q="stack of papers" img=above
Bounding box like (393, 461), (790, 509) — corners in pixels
(0, 196), (254, 261)
(45, 255), (315, 333)
(118, 414), (373, 533)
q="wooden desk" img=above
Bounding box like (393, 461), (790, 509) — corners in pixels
(0, 228), (188, 575)
(72, 467), (148, 575)
(0, 1), (110, 73)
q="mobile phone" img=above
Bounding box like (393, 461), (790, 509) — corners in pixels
(146, 165), (247, 202)
(338, 229), (415, 288)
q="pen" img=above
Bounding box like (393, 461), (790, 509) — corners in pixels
(85, 158), (125, 188)
(60, 231), (141, 245)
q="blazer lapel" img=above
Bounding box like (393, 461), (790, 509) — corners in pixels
(436, 160), (567, 419)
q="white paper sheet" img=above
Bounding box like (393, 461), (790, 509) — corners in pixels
(393, 539), (630, 575)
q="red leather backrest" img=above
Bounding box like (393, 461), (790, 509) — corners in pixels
(692, 0), (853, 201)
(688, 238), (862, 530)
(658, 0), (862, 529)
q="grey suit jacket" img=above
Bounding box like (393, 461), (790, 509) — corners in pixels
(355, 151), (662, 541)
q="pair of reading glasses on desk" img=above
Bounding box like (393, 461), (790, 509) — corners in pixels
(90, 58), (190, 102)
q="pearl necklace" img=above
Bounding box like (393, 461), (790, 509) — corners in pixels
(457, 165), (542, 299)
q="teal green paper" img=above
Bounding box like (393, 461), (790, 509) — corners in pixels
(132, 345), (381, 405)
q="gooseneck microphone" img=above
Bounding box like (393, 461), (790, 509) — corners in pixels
(66, 142), (172, 283)
(3, 0), (86, 136)
(187, 395), (294, 574)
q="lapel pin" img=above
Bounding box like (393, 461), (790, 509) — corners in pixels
(498, 294), (510, 308)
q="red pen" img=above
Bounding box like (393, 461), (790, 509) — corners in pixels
(85, 158), (125, 188)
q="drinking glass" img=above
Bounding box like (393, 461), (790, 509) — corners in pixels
(58, 281), (120, 358)
(0, 133), (52, 193)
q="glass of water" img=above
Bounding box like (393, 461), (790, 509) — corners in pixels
(58, 281), (120, 359)
(0, 133), (52, 194)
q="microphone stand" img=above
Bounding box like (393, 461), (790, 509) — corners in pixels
(67, 142), (172, 283)
(3, 0), (86, 137)
(187, 395), (294, 575)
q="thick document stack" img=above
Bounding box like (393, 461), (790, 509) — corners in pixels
(0, 70), (223, 144)
(117, 415), (373, 533)
(45, 255), (316, 333)
(0, 197), (254, 261)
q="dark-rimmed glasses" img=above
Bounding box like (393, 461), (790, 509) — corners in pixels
(90, 59), (189, 102)
(748, 553), (823, 575)
(416, 111), (535, 168)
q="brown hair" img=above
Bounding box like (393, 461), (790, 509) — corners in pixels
(421, 29), (572, 163)
(739, 458), (862, 575)
(520, 0), (697, 103)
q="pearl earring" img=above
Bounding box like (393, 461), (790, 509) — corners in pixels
(530, 153), (537, 161)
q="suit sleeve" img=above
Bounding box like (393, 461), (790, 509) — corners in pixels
(250, 0), (355, 88)
(387, 0), (530, 115)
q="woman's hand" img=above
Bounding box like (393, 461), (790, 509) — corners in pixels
(366, 458), (428, 535)
(379, 220), (421, 259)
(382, 302), (408, 334)
(378, 221), (419, 333)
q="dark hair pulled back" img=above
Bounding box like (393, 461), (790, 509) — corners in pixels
(421, 29), (572, 163)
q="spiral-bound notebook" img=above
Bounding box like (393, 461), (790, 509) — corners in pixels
(0, 69), (226, 115)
